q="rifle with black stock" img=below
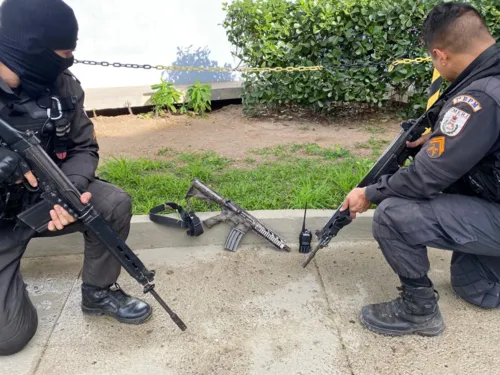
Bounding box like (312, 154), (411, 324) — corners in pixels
(0, 117), (187, 331)
(302, 113), (433, 268)
(185, 178), (291, 252)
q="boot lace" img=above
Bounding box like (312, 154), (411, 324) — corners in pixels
(109, 283), (130, 304)
(396, 285), (440, 314)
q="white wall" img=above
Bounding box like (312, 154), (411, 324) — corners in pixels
(64, 0), (241, 89)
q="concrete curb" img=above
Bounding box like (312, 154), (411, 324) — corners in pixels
(24, 209), (375, 258)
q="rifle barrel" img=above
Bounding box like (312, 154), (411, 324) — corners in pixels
(149, 289), (187, 331)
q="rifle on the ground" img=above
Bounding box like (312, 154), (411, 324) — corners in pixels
(0, 118), (187, 331)
(302, 114), (434, 268)
(185, 178), (291, 252)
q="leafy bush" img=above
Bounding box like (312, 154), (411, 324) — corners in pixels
(150, 79), (183, 116)
(185, 79), (212, 117)
(149, 79), (213, 118)
(222, 0), (500, 117)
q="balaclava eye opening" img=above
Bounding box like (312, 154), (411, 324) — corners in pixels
(0, 0), (79, 98)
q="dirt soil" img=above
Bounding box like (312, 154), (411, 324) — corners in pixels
(92, 104), (402, 161)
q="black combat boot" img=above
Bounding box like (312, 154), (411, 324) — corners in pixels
(359, 283), (444, 336)
(81, 283), (152, 324)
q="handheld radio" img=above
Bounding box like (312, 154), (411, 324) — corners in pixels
(299, 203), (312, 253)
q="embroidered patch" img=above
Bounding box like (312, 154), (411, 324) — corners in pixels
(452, 95), (482, 112)
(426, 136), (445, 158)
(439, 107), (471, 137)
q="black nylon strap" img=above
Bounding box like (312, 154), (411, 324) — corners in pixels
(149, 202), (189, 228)
(37, 95), (76, 111)
(0, 104), (13, 118)
(148, 202), (204, 237)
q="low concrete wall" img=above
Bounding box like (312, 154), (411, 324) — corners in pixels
(84, 81), (242, 111)
(24, 209), (375, 258)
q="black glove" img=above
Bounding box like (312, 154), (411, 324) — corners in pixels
(0, 148), (31, 185)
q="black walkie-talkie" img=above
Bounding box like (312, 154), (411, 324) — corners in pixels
(299, 203), (312, 253)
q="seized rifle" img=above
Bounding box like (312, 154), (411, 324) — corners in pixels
(0, 118), (187, 331)
(302, 114), (434, 268)
(185, 178), (291, 252)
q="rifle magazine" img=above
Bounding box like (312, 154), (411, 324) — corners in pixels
(224, 228), (246, 251)
(17, 198), (52, 233)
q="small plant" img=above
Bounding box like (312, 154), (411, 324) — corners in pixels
(150, 78), (182, 116)
(184, 79), (212, 117)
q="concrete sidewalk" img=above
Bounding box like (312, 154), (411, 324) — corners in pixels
(2, 210), (500, 375)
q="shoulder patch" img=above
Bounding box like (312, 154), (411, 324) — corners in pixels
(452, 95), (482, 112)
(439, 107), (471, 137)
(426, 136), (445, 158)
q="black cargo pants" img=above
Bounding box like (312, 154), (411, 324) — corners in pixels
(372, 193), (500, 308)
(0, 179), (132, 356)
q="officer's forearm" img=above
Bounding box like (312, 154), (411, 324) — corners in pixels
(365, 160), (456, 203)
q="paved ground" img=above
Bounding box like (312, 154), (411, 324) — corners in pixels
(4, 241), (500, 375)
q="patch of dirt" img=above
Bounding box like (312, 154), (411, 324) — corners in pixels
(92, 104), (402, 162)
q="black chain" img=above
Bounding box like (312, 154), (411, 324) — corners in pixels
(75, 59), (159, 69)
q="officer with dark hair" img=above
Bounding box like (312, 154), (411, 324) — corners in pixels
(0, 0), (152, 355)
(341, 2), (500, 336)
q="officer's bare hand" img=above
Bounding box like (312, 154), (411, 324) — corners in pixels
(340, 187), (371, 219)
(15, 170), (38, 187)
(48, 192), (92, 231)
(406, 132), (431, 148)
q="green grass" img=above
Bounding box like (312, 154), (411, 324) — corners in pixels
(249, 142), (351, 160)
(97, 145), (376, 215)
(355, 137), (390, 157)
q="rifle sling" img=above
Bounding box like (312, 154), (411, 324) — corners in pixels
(148, 202), (204, 237)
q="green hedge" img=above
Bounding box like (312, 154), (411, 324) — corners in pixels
(222, 0), (500, 117)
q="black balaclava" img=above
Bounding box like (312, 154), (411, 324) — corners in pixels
(0, 0), (78, 98)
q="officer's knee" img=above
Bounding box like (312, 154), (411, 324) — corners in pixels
(372, 197), (404, 239)
(451, 281), (500, 309)
(92, 182), (132, 222)
(450, 253), (500, 309)
(107, 187), (132, 220)
(0, 296), (38, 356)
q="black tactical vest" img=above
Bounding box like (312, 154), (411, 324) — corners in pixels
(444, 75), (500, 203)
(0, 86), (77, 220)
(0, 90), (77, 155)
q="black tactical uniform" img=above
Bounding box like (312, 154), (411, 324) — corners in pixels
(0, 0), (151, 356)
(361, 43), (500, 335)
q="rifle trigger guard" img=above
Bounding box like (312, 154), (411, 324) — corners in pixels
(148, 202), (204, 237)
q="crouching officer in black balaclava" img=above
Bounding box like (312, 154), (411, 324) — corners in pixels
(0, 0), (152, 356)
(340, 2), (500, 336)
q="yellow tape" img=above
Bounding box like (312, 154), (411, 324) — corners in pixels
(427, 69), (442, 110)
(422, 68), (442, 135)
